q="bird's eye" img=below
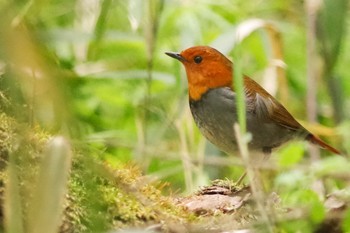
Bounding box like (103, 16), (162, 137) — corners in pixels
(194, 56), (202, 64)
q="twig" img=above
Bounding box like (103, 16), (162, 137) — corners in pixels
(234, 123), (274, 233)
(176, 120), (194, 193)
(305, 0), (321, 160)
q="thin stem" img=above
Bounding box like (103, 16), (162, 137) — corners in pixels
(143, 0), (164, 143)
(176, 121), (193, 193)
(87, 0), (112, 60)
(305, 0), (321, 159)
(234, 124), (274, 233)
(233, 45), (246, 134)
(136, 0), (164, 163)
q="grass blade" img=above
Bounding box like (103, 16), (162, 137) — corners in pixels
(27, 136), (72, 233)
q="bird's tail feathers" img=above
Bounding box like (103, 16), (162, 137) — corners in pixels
(306, 134), (342, 155)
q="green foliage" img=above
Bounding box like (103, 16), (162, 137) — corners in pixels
(343, 208), (350, 232)
(317, 0), (348, 71)
(277, 190), (325, 232)
(277, 142), (305, 167)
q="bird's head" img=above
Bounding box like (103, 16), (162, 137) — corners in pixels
(166, 46), (233, 101)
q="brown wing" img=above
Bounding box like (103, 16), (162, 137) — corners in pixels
(242, 77), (342, 154)
(243, 77), (304, 131)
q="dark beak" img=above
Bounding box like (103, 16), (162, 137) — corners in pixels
(165, 52), (185, 62)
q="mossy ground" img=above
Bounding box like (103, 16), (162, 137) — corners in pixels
(0, 113), (193, 232)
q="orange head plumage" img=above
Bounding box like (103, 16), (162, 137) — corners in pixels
(166, 46), (233, 101)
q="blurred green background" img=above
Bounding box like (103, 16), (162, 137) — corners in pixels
(1, 0), (350, 198)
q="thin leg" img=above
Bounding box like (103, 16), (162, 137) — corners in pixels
(236, 150), (270, 186)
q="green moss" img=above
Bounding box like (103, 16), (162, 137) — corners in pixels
(0, 113), (192, 232)
(64, 156), (194, 232)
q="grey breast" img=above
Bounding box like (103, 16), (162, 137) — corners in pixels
(189, 87), (238, 154)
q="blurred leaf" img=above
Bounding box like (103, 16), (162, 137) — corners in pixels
(342, 208), (350, 232)
(275, 169), (306, 188)
(277, 142), (305, 167)
(316, 0), (348, 123)
(77, 69), (175, 84)
(27, 136), (72, 233)
(338, 121), (350, 154)
(311, 156), (349, 177)
(87, 0), (112, 60)
(291, 190), (325, 223)
(317, 0), (348, 71)
(279, 219), (312, 233)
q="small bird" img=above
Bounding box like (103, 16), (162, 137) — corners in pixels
(166, 46), (341, 156)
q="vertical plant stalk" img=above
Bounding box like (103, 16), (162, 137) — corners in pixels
(4, 156), (24, 233)
(265, 26), (288, 104)
(87, 0), (112, 60)
(234, 124), (274, 233)
(137, 0), (164, 159)
(233, 41), (273, 232)
(27, 136), (72, 233)
(233, 45), (246, 133)
(29, 69), (37, 127)
(176, 121), (193, 193)
(195, 134), (207, 186)
(325, 75), (344, 124)
(317, 0), (348, 123)
(305, 0), (321, 159)
(144, 0), (164, 128)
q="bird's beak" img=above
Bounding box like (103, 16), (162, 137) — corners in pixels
(165, 52), (186, 62)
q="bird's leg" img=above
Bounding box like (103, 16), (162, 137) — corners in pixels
(262, 147), (272, 161)
(235, 149), (271, 186)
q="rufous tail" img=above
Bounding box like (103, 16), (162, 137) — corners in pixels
(306, 134), (341, 155)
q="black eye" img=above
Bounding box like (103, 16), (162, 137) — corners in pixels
(194, 56), (202, 64)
